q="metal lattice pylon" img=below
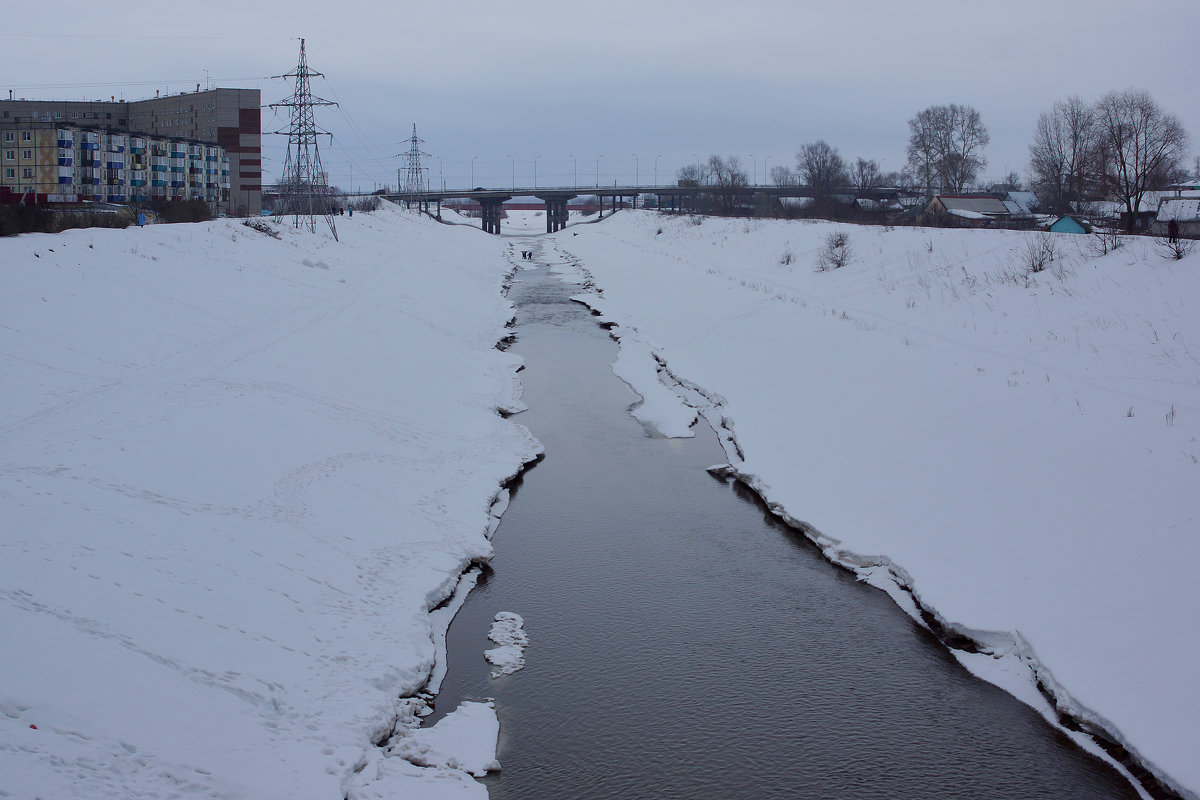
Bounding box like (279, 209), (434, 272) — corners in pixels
(398, 123), (431, 206)
(270, 38), (338, 241)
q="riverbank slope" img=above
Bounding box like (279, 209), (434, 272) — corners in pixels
(0, 205), (536, 799)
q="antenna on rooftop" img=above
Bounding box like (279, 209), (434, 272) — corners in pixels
(269, 38), (339, 241)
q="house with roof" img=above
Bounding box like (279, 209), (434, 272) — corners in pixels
(1152, 198), (1200, 238)
(926, 195), (1014, 227)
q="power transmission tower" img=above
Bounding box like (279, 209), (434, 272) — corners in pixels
(270, 38), (339, 241)
(398, 123), (431, 207)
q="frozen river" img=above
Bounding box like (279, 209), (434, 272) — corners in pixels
(429, 259), (1140, 799)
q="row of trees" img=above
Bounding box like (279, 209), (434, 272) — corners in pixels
(1029, 89), (1190, 220)
(678, 90), (1190, 230)
(677, 155), (750, 212)
(767, 146), (889, 196)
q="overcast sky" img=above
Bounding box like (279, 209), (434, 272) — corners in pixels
(5, 0), (1198, 192)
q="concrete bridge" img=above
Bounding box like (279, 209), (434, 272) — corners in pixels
(386, 185), (905, 234)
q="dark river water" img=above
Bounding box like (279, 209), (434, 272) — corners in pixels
(428, 260), (1139, 799)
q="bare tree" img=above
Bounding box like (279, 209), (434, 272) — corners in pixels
(1029, 95), (1099, 213)
(797, 140), (847, 198)
(905, 104), (990, 196)
(770, 165), (796, 187)
(880, 170), (911, 191)
(675, 163), (710, 213)
(849, 157), (882, 191)
(705, 155), (749, 213)
(1095, 89), (1190, 231)
(707, 154), (748, 188)
(676, 163), (708, 186)
(906, 109), (941, 198)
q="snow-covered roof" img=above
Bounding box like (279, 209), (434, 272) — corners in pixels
(1128, 190), (1174, 212)
(856, 198), (903, 211)
(1006, 191), (1038, 212)
(1155, 198), (1200, 222)
(1072, 200), (1121, 218)
(948, 208), (987, 220)
(935, 196), (1010, 216)
(1002, 200), (1034, 217)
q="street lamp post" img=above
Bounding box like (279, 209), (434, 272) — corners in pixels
(508, 155), (514, 191)
(750, 154), (756, 185)
(596, 154), (603, 187)
(764, 156), (771, 185)
(534, 155), (540, 189)
(471, 156), (477, 189)
(570, 154), (577, 189)
(631, 153), (639, 208)
(654, 154), (663, 186)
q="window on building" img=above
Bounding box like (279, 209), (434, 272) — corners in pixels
(3, 132), (13, 142)
(4, 150), (13, 160)
(21, 131), (32, 142)
(21, 149), (32, 159)
(4, 168), (14, 178)
(22, 168), (33, 178)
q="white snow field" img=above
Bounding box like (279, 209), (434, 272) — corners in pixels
(3, 202), (1197, 799)
(557, 211), (1200, 799)
(0, 204), (541, 799)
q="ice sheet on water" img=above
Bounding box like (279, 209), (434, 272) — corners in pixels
(389, 700), (501, 778)
(484, 611), (528, 677)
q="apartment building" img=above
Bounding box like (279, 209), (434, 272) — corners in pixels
(1, 86), (260, 214)
(1, 124), (231, 212)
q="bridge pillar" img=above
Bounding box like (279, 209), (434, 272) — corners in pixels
(539, 196), (571, 232)
(479, 197), (505, 234)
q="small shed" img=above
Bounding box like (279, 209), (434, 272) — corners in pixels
(1049, 215), (1092, 234)
(1152, 198), (1200, 238)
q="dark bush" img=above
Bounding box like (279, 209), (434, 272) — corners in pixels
(148, 199), (212, 223)
(1, 205), (132, 236)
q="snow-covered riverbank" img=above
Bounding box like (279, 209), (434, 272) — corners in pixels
(0, 204), (537, 799)
(557, 211), (1199, 799)
(4, 203), (1196, 798)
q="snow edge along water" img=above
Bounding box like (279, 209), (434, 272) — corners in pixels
(541, 235), (1181, 800)
(355, 248), (547, 793)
